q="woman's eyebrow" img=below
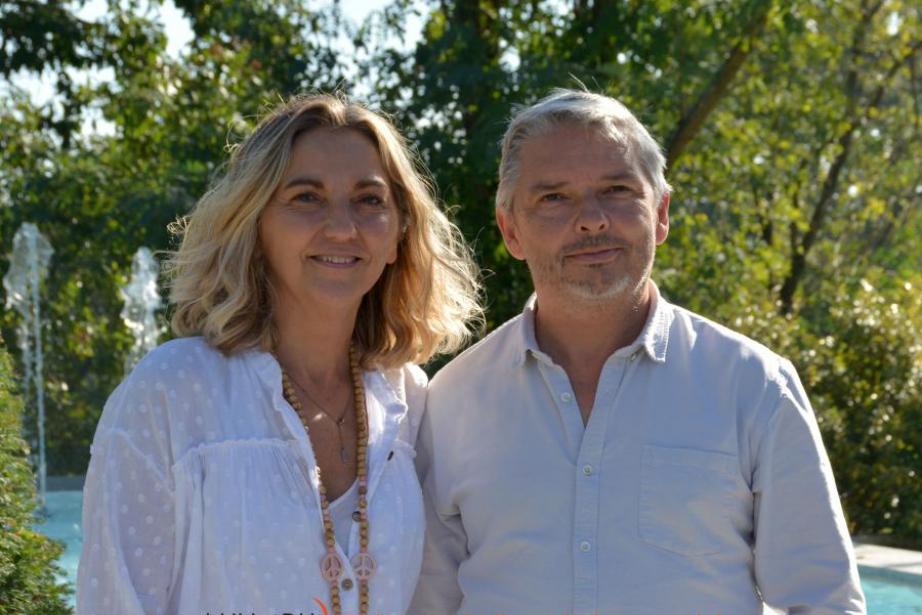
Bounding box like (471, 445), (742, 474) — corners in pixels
(281, 176), (323, 190)
(354, 177), (389, 189)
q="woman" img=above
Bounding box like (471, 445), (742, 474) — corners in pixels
(76, 94), (482, 615)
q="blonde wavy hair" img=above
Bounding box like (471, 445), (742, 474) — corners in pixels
(166, 94), (483, 368)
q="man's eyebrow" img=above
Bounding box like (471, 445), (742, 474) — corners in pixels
(528, 181), (568, 193)
(601, 172), (643, 183)
(528, 173), (642, 193)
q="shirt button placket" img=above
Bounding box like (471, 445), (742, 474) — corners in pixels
(574, 454), (599, 615)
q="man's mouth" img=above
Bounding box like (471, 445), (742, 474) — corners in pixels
(565, 247), (622, 263)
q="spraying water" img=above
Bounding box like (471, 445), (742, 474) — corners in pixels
(3, 223), (54, 505)
(119, 247), (162, 372)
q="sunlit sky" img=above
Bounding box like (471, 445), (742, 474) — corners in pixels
(7, 0), (418, 132)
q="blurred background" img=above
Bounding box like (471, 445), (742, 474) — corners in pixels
(0, 0), (920, 610)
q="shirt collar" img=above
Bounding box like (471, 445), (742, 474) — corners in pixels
(249, 349), (409, 445)
(248, 348), (410, 507)
(514, 281), (674, 367)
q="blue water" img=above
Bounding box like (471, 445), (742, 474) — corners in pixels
(860, 572), (922, 614)
(35, 491), (83, 607)
(35, 490), (922, 613)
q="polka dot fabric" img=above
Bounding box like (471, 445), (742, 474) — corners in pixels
(77, 337), (427, 615)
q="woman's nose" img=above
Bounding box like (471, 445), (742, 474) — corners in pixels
(323, 199), (358, 238)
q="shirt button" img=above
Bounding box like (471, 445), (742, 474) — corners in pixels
(582, 464), (593, 476)
(560, 392), (573, 403)
(342, 578), (354, 591)
(579, 541), (592, 552)
(631, 351), (640, 361)
(352, 510), (361, 522)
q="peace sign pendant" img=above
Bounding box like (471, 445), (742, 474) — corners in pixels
(351, 552), (377, 581)
(320, 552), (344, 582)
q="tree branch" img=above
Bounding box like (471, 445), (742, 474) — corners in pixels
(664, 1), (773, 169)
(778, 37), (920, 314)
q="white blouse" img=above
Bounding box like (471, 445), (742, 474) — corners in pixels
(76, 337), (427, 615)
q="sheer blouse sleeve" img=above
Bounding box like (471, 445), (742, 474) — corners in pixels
(76, 359), (177, 615)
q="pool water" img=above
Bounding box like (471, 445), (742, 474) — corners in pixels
(860, 572), (922, 614)
(35, 491), (83, 606)
(35, 490), (922, 612)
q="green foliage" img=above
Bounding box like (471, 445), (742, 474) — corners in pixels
(1, 0), (348, 475)
(712, 275), (922, 541)
(368, 0), (922, 544)
(806, 278), (922, 540)
(1, 0), (920, 545)
(0, 336), (71, 613)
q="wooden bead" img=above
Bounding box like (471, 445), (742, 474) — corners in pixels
(281, 343), (374, 615)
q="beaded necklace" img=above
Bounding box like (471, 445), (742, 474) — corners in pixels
(280, 345), (376, 615)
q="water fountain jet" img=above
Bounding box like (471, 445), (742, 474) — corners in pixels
(119, 247), (162, 372)
(3, 222), (54, 505)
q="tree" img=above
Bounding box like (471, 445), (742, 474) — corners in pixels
(0, 334), (71, 613)
(366, 0), (922, 540)
(1, 0), (919, 543)
(1, 0), (346, 475)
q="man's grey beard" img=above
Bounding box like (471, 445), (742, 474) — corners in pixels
(560, 257), (652, 305)
(529, 235), (655, 306)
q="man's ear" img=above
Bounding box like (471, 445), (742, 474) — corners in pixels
(496, 206), (526, 261)
(655, 191), (670, 245)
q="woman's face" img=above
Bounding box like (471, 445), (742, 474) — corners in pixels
(259, 127), (401, 315)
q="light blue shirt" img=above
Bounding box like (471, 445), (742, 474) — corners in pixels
(410, 285), (865, 614)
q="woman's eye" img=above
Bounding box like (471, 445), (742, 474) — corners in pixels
(357, 194), (386, 207)
(292, 192), (321, 204)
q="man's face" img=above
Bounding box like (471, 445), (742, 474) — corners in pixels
(496, 122), (669, 306)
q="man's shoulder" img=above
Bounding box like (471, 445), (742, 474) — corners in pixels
(430, 313), (525, 392)
(668, 302), (795, 384)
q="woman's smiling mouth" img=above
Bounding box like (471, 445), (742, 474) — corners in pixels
(311, 254), (361, 266)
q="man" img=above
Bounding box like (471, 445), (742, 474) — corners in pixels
(409, 89), (865, 614)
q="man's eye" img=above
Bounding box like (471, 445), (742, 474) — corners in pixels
(539, 193), (566, 203)
(604, 185), (631, 195)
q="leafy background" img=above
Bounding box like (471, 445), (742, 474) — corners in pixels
(1, 0), (920, 545)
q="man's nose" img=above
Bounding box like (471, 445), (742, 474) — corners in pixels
(576, 196), (610, 232)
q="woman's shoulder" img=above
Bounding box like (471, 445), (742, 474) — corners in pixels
(96, 337), (230, 433)
(132, 336), (223, 372)
(126, 336), (243, 390)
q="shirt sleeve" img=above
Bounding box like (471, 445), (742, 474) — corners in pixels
(407, 396), (467, 615)
(752, 360), (866, 614)
(76, 371), (176, 615)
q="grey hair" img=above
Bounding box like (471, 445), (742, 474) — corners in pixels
(495, 88), (671, 210)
